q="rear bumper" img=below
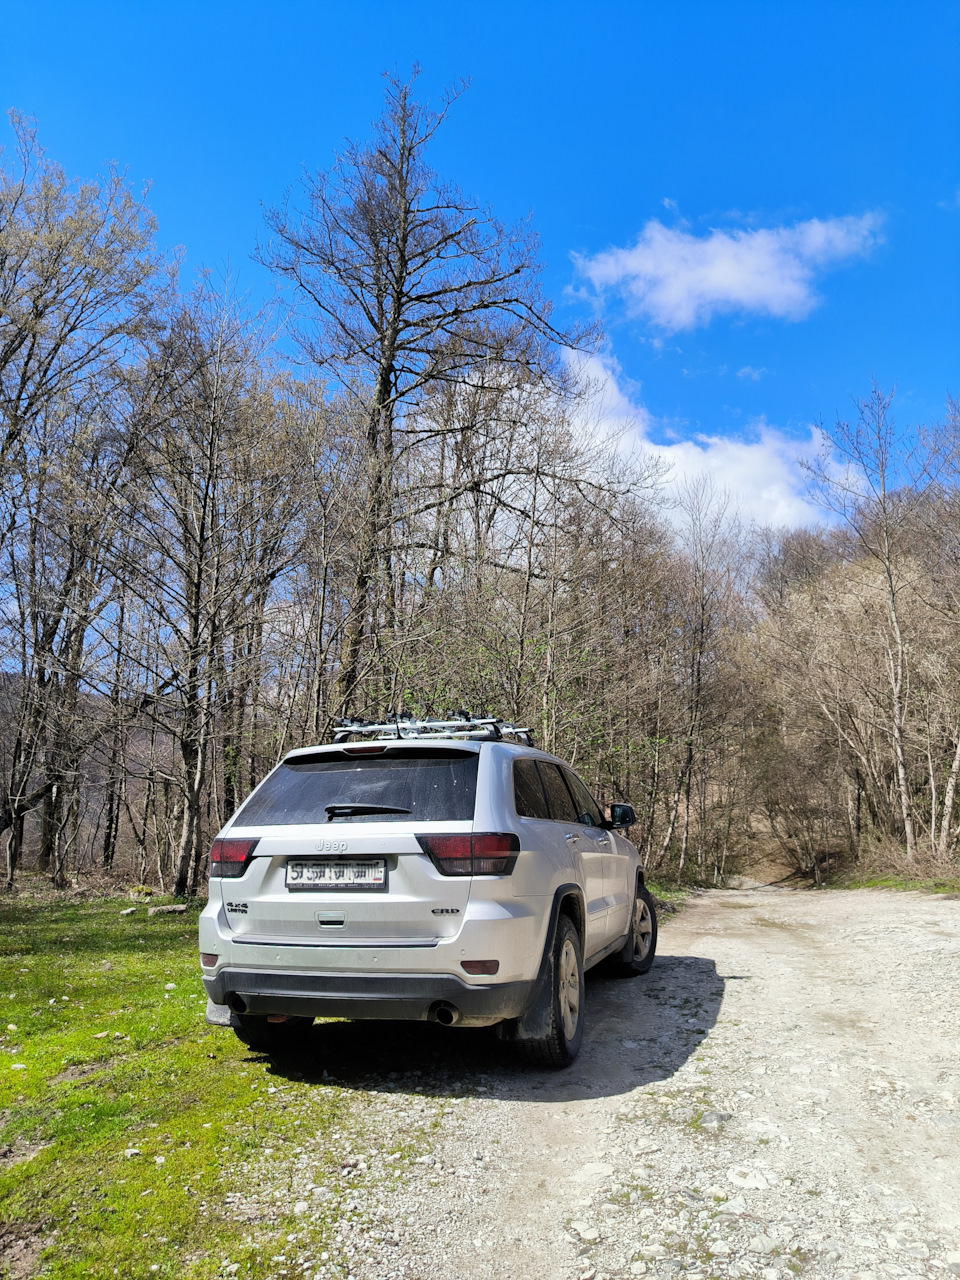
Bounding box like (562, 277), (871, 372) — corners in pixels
(202, 966), (537, 1027)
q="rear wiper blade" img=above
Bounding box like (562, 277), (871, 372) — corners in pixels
(324, 803), (412, 821)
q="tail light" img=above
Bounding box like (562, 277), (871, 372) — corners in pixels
(416, 833), (520, 876)
(209, 836), (259, 878)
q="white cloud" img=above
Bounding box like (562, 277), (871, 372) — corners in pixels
(573, 353), (823, 527)
(737, 365), (766, 381)
(575, 214), (883, 331)
(645, 424), (824, 527)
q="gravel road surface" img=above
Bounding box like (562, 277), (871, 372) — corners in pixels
(236, 888), (960, 1280)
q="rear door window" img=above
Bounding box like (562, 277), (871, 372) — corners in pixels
(233, 749), (479, 825)
(537, 762), (579, 823)
(513, 758), (549, 818)
(562, 768), (605, 828)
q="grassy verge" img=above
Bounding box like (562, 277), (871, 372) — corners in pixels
(832, 872), (960, 895)
(645, 879), (692, 913)
(0, 893), (349, 1279)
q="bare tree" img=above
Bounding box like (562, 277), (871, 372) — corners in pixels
(257, 72), (590, 707)
(117, 286), (305, 894)
(0, 114), (160, 527)
(802, 387), (944, 863)
(0, 382), (132, 885)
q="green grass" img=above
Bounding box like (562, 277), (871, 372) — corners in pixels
(833, 872), (960, 895)
(645, 879), (692, 911)
(0, 894), (348, 1279)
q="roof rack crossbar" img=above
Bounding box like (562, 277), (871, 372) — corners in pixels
(331, 715), (534, 746)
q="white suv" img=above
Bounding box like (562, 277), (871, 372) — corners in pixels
(199, 718), (657, 1066)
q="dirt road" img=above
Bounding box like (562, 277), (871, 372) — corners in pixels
(249, 888), (960, 1280)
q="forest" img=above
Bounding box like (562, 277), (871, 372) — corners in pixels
(2, 79), (959, 896)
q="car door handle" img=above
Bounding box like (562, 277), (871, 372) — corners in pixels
(596, 836), (609, 846)
(564, 833), (579, 842)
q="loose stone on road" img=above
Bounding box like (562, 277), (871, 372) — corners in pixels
(244, 888), (960, 1280)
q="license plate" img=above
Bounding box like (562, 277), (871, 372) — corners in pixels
(285, 858), (387, 891)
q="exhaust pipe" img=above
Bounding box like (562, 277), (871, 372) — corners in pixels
(226, 993), (248, 1014)
(431, 1001), (460, 1026)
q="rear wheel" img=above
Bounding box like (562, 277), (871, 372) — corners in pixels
(516, 915), (584, 1067)
(232, 1013), (313, 1055)
(604, 882), (657, 977)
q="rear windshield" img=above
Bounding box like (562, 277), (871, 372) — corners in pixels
(232, 749), (479, 826)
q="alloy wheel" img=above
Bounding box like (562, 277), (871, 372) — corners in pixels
(558, 936), (581, 1041)
(633, 895), (654, 962)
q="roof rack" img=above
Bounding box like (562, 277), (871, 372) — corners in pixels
(331, 714), (534, 747)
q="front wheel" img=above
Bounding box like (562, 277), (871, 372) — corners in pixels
(516, 915), (585, 1067)
(232, 1013), (313, 1055)
(604, 882), (658, 977)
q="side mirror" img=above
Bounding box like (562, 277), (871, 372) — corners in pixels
(608, 803), (636, 830)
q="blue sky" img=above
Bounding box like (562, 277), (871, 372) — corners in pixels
(2, 1), (958, 524)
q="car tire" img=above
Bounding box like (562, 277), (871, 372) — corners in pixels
(604, 881), (657, 977)
(232, 1013), (313, 1054)
(516, 914), (585, 1068)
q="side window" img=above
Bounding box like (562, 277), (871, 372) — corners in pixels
(513, 758), (549, 819)
(537, 762), (579, 823)
(562, 769), (605, 828)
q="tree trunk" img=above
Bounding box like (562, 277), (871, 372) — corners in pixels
(935, 731), (960, 861)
